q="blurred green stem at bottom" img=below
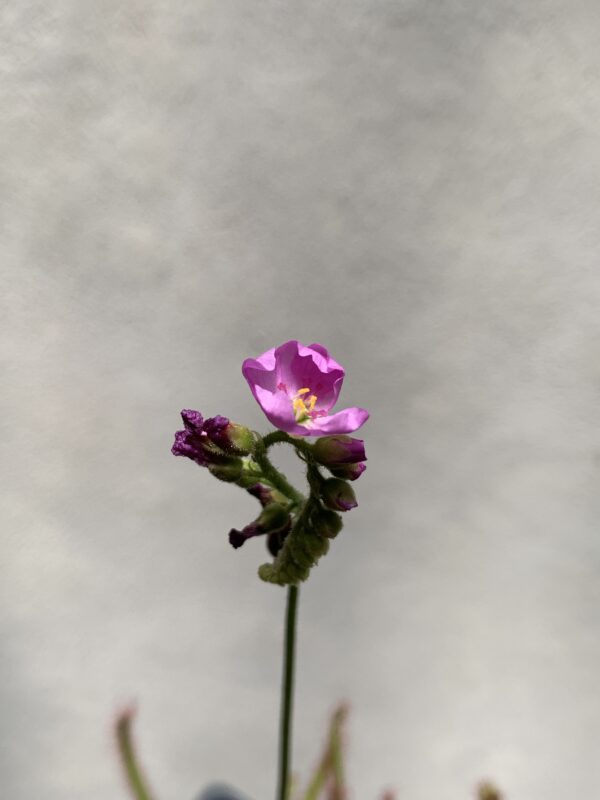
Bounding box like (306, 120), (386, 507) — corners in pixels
(115, 707), (157, 800)
(302, 704), (348, 800)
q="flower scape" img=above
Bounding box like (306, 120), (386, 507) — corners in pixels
(116, 339), (505, 800)
(172, 340), (369, 585)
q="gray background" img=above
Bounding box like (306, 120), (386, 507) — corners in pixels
(2, 2), (600, 798)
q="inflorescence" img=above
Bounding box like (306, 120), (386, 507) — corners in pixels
(172, 340), (369, 586)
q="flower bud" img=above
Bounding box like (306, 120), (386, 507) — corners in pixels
(172, 409), (253, 469)
(247, 483), (288, 508)
(313, 435), (366, 466)
(311, 507), (343, 538)
(204, 416), (255, 455)
(259, 561), (310, 585)
(291, 530), (330, 561)
(320, 478), (358, 512)
(329, 462), (366, 482)
(256, 502), (290, 533)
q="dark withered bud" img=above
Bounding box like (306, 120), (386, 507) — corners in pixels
(229, 503), (291, 550)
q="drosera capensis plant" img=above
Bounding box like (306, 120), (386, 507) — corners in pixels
(171, 340), (369, 800)
(115, 340), (505, 800)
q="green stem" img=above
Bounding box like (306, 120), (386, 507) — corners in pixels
(115, 709), (157, 800)
(262, 430), (294, 449)
(277, 584), (299, 800)
(263, 431), (314, 460)
(254, 438), (305, 505)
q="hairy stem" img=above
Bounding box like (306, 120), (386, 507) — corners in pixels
(254, 437), (305, 505)
(262, 430), (313, 457)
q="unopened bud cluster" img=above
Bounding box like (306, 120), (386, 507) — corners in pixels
(172, 414), (367, 586)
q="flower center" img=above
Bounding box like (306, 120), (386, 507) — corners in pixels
(292, 387), (319, 424)
(276, 382), (328, 425)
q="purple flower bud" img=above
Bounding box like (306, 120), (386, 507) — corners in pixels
(320, 478), (358, 512)
(172, 426), (211, 467)
(204, 417), (254, 455)
(180, 409), (205, 432)
(172, 409), (245, 472)
(247, 483), (276, 507)
(246, 483), (290, 507)
(202, 415), (230, 442)
(313, 435), (366, 465)
(329, 462), (366, 482)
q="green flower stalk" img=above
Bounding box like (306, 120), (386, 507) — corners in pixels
(170, 341), (370, 800)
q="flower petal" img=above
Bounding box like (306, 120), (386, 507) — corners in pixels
(253, 385), (306, 434)
(273, 340), (303, 384)
(305, 342), (344, 375)
(305, 342), (331, 360)
(242, 350), (278, 393)
(306, 406), (370, 435)
(268, 340), (345, 410)
(288, 354), (344, 410)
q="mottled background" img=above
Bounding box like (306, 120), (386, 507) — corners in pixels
(2, 2), (600, 799)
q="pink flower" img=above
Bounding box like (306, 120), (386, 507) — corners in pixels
(242, 340), (369, 436)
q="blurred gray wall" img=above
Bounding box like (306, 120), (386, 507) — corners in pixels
(2, 2), (600, 799)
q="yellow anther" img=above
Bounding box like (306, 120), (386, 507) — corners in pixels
(292, 388), (319, 423)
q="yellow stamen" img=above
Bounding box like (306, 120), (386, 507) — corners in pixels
(292, 388), (319, 423)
